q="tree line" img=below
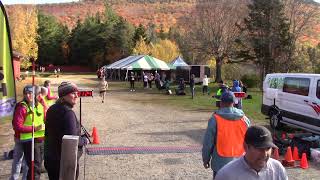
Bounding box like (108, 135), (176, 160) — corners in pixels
(7, 0), (320, 82)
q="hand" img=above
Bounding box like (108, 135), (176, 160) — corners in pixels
(203, 162), (210, 169)
(35, 124), (44, 131)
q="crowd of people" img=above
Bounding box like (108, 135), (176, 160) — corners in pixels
(9, 72), (288, 180)
(10, 80), (89, 180)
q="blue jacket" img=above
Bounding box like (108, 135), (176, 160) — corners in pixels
(202, 107), (250, 172)
(231, 80), (241, 92)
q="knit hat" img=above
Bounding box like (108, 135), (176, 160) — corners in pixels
(58, 81), (78, 97)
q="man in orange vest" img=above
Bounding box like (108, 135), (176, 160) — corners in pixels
(202, 91), (250, 178)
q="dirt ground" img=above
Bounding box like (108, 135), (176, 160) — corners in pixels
(0, 75), (319, 180)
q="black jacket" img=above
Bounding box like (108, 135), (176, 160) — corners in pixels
(44, 100), (87, 161)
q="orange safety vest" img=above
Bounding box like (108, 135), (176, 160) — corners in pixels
(215, 114), (247, 157)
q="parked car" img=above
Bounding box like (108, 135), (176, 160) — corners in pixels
(261, 73), (320, 134)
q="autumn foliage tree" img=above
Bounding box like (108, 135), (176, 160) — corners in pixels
(7, 5), (38, 69)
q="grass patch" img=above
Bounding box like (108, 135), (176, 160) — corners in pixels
(108, 81), (267, 124)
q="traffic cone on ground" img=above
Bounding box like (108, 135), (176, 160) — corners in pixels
(272, 148), (280, 160)
(300, 153), (309, 169)
(92, 127), (100, 144)
(292, 146), (300, 161)
(282, 146), (295, 167)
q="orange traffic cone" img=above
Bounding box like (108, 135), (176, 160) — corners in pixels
(300, 153), (309, 169)
(282, 146), (295, 167)
(292, 146), (300, 161)
(272, 148), (280, 160)
(92, 127), (100, 144)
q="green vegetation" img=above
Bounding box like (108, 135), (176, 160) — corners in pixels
(108, 81), (267, 124)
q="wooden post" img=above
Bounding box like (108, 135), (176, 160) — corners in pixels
(59, 135), (79, 180)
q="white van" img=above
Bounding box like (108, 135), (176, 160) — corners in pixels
(262, 73), (320, 134)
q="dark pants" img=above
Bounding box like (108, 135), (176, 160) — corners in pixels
(22, 140), (43, 180)
(130, 80), (135, 90)
(148, 80), (152, 88)
(45, 150), (82, 180)
(203, 85), (208, 95)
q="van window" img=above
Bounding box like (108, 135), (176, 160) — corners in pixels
(267, 77), (284, 89)
(317, 80), (320, 99)
(283, 77), (310, 96)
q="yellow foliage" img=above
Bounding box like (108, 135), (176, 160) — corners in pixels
(207, 58), (216, 69)
(150, 39), (180, 63)
(133, 37), (151, 55)
(8, 5), (38, 69)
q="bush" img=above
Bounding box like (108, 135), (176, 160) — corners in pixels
(241, 74), (260, 88)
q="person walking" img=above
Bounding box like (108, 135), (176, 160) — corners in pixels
(215, 125), (288, 180)
(202, 75), (209, 95)
(190, 74), (195, 99)
(99, 77), (109, 103)
(44, 82), (90, 180)
(202, 91), (250, 178)
(14, 85), (45, 180)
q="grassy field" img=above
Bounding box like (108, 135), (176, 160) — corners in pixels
(108, 81), (267, 124)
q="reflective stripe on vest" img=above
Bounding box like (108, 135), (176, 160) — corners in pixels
(215, 114), (247, 157)
(20, 101), (45, 141)
(216, 89), (222, 96)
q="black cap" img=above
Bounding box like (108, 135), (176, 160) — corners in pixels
(244, 125), (277, 148)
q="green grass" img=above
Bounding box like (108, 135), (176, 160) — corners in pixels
(108, 81), (267, 124)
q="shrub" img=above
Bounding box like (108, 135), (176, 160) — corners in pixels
(241, 74), (260, 88)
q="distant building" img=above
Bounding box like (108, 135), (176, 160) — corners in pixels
(12, 51), (23, 79)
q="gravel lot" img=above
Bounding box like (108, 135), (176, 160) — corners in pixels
(0, 75), (319, 180)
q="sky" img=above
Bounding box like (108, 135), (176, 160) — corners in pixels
(1, 0), (79, 5)
(1, 0), (320, 4)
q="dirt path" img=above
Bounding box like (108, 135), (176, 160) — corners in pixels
(0, 75), (319, 179)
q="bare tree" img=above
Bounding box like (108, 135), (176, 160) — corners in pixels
(185, 0), (248, 82)
(283, 0), (320, 71)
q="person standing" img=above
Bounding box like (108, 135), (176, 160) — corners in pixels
(10, 86), (36, 180)
(44, 82), (89, 180)
(202, 75), (209, 95)
(190, 74), (195, 99)
(43, 80), (58, 107)
(215, 125), (288, 180)
(154, 71), (161, 89)
(202, 91), (250, 178)
(129, 72), (136, 92)
(99, 77), (109, 103)
(231, 80), (242, 109)
(14, 85), (45, 180)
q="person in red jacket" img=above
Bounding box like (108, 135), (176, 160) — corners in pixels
(12, 85), (45, 180)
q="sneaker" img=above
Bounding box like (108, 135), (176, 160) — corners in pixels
(130, 89), (132, 92)
(133, 89), (136, 91)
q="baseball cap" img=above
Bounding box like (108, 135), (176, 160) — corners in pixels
(244, 125), (277, 148)
(221, 91), (235, 103)
(23, 85), (33, 94)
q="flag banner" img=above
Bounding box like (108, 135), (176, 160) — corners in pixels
(0, 2), (16, 120)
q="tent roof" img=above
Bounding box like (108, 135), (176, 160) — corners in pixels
(105, 55), (174, 70)
(122, 55), (174, 70)
(171, 56), (188, 67)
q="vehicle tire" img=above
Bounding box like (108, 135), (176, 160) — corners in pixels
(269, 110), (283, 129)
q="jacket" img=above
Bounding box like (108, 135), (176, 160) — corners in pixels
(202, 107), (250, 172)
(44, 100), (87, 161)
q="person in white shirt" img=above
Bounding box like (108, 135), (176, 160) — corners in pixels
(202, 75), (209, 95)
(99, 77), (108, 103)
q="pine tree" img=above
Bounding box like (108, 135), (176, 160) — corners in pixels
(245, 0), (292, 77)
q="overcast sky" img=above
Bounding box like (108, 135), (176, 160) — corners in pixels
(1, 0), (320, 5)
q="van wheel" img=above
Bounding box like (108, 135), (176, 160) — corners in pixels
(269, 111), (283, 129)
